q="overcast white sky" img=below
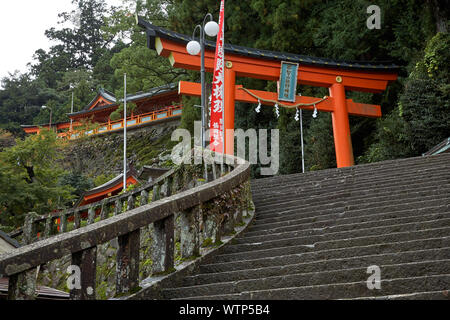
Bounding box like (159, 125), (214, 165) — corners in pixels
(0, 0), (125, 81)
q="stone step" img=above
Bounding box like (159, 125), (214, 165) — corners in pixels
(222, 218), (450, 254)
(347, 290), (450, 300)
(215, 227), (450, 263)
(253, 180), (450, 206)
(252, 160), (448, 193)
(251, 154), (450, 191)
(254, 181), (450, 208)
(246, 206), (448, 238)
(255, 152), (450, 179)
(252, 177), (450, 207)
(250, 201), (449, 233)
(183, 247), (450, 287)
(241, 211), (449, 243)
(252, 173), (450, 201)
(252, 201), (449, 231)
(251, 163), (448, 194)
(174, 274), (450, 300)
(251, 164), (448, 196)
(253, 191), (450, 223)
(164, 261), (449, 299)
(200, 237), (450, 274)
(252, 173), (450, 206)
(253, 180), (450, 213)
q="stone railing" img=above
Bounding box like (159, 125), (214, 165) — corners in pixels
(0, 149), (251, 299)
(9, 147), (233, 243)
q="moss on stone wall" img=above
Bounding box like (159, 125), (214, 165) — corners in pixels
(61, 120), (180, 178)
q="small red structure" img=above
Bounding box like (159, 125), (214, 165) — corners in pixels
(75, 168), (140, 207)
(22, 83), (182, 139)
(74, 166), (169, 207)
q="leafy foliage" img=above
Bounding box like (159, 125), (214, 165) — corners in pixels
(43, 0), (114, 70)
(358, 108), (413, 163)
(362, 32), (450, 161)
(58, 172), (94, 198)
(0, 130), (74, 230)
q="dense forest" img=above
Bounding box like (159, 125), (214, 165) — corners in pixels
(0, 0), (449, 230)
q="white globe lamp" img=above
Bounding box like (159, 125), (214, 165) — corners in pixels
(186, 40), (201, 55)
(204, 20), (219, 37)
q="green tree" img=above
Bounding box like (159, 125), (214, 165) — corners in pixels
(0, 72), (56, 135)
(104, 0), (187, 120)
(304, 113), (337, 171)
(401, 33), (450, 153)
(32, 69), (100, 125)
(44, 0), (114, 70)
(0, 130), (74, 230)
(359, 107), (413, 163)
(58, 172), (94, 199)
(361, 32), (450, 161)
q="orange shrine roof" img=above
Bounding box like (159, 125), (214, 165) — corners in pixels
(68, 83), (178, 118)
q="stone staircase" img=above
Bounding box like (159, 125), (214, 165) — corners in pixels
(159, 153), (450, 300)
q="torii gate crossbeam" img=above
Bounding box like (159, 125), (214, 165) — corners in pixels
(137, 18), (399, 168)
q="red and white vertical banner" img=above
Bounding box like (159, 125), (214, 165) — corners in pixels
(209, 0), (225, 153)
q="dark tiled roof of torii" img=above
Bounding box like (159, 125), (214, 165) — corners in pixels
(138, 18), (399, 73)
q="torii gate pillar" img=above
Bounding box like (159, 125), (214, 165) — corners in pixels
(330, 83), (354, 167)
(224, 65), (236, 155)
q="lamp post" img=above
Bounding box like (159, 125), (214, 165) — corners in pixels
(69, 84), (74, 133)
(186, 14), (219, 149)
(41, 105), (52, 131)
(299, 108), (305, 173)
(123, 73), (127, 192)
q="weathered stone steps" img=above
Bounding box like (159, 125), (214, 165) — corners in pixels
(251, 154), (450, 192)
(182, 247), (450, 286)
(165, 263), (449, 299)
(249, 203), (450, 234)
(154, 153), (450, 300)
(220, 219), (450, 254)
(252, 178), (450, 210)
(173, 274), (450, 300)
(252, 191), (450, 225)
(199, 237), (450, 274)
(254, 184), (449, 214)
(214, 227), (450, 262)
(252, 173), (450, 210)
(346, 290), (450, 300)
(251, 167), (450, 200)
(240, 211), (449, 243)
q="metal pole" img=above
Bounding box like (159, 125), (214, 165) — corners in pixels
(70, 91), (74, 133)
(200, 28), (208, 180)
(300, 108), (305, 173)
(123, 74), (127, 192)
(200, 26), (206, 149)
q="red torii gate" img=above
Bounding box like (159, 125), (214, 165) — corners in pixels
(138, 18), (399, 168)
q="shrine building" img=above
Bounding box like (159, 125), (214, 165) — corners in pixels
(21, 83), (183, 139)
